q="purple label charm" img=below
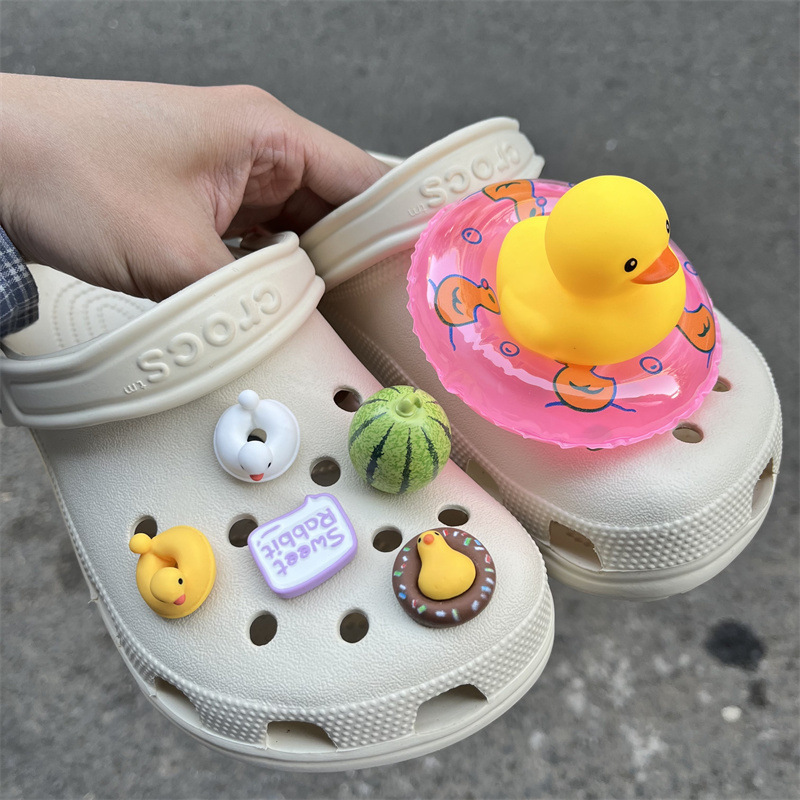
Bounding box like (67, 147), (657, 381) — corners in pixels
(248, 494), (357, 598)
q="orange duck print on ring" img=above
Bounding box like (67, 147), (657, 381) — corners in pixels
(677, 303), (716, 366)
(429, 275), (500, 350)
(546, 364), (634, 414)
(483, 179), (548, 222)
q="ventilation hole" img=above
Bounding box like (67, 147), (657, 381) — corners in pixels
(153, 677), (201, 726)
(250, 613), (278, 646)
(267, 721), (336, 753)
(339, 611), (369, 643)
(752, 459), (774, 517)
(247, 428), (267, 443)
(228, 516), (258, 547)
(133, 516), (158, 537)
(372, 527), (403, 552)
(464, 459), (503, 503)
(415, 685), (488, 734)
(548, 521), (602, 571)
(310, 457), (341, 486)
(672, 423), (703, 444)
(713, 378), (731, 392)
(438, 506), (470, 527)
(333, 388), (362, 412)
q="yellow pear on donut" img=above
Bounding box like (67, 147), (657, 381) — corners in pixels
(416, 530), (476, 600)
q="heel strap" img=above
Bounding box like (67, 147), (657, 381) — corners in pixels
(301, 118), (544, 289)
(0, 233), (323, 429)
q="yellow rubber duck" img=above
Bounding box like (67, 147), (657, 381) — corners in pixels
(416, 530), (476, 600)
(129, 526), (216, 619)
(496, 175), (687, 365)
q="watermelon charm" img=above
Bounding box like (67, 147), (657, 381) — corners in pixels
(348, 386), (451, 494)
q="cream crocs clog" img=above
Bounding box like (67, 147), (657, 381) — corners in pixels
(297, 118), (782, 601)
(0, 233), (554, 770)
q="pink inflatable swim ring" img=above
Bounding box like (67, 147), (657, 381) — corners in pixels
(407, 179), (722, 449)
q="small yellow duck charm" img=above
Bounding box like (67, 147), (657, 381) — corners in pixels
(416, 530), (476, 600)
(496, 175), (687, 365)
(129, 526), (216, 618)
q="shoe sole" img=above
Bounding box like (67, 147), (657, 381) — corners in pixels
(541, 484), (775, 600)
(118, 594), (554, 771)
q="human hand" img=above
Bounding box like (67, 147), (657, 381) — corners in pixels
(0, 74), (390, 300)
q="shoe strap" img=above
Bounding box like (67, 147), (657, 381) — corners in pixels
(301, 118), (544, 289)
(0, 233), (323, 429)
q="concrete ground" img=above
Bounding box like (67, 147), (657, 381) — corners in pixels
(1, 2), (797, 798)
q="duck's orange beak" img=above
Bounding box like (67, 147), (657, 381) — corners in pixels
(422, 533), (435, 545)
(173, 594), (186, 606)
(632, 246), (680, 284)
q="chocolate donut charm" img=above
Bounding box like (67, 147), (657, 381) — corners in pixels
(391, 527), (496, 628)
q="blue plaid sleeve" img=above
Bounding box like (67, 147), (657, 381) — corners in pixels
(0, 226), (38, 338)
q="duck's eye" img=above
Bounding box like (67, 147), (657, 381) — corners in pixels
(178, 578), (183, 585)
(666, 219), (670, 234)
(624, 258), (638, 273)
